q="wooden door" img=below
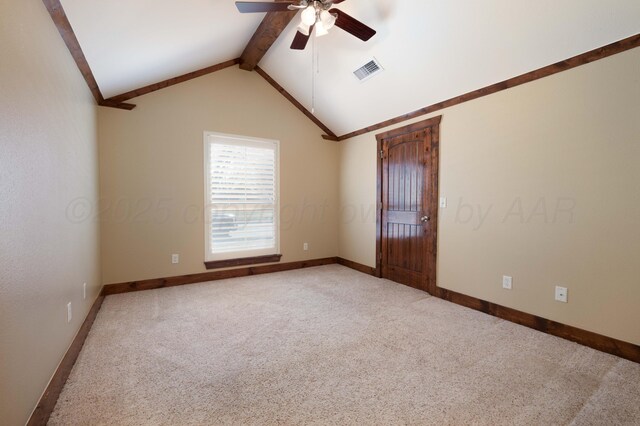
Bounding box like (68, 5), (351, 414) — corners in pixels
(376, 117), (441, 294)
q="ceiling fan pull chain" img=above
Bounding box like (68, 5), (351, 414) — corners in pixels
(316, 35), (321, 76)
(311, 32), (316, 114)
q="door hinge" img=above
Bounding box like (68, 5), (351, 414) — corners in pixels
(379, 252), (383, 260)
(380, 149), (384, 159)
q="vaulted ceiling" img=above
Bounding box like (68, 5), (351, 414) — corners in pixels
(59, 0), (640, 136)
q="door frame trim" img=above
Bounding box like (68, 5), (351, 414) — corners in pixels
(375, 115), (442, 295)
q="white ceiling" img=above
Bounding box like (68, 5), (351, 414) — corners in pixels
(62, 0), (640, 135)
(60, 0), (264, 98)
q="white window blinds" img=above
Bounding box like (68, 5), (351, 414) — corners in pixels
(204, 133), (279, 261)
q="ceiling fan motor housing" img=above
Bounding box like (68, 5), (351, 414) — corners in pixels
(291, 1), (334, 11)
(236, 0), (375, 49)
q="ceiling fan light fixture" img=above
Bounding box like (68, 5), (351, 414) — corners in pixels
(297, 22), (311, 36)
(315, 21), (328, 37)
(319, 10), (336, 30)
(287, 0), (308, 10)
(236, 0), (377, 50)
(301, 5), (317, 26)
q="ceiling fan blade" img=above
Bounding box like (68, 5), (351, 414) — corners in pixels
(291, 25), (313, 50)
(332, 0), (347, 3)
(236, 1), (296, 13)
(331, 9), (376, 41)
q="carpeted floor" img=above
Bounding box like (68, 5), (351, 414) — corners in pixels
(49, 265), (640, 425)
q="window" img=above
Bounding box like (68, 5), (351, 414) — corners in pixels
(204, 132), (280, 265)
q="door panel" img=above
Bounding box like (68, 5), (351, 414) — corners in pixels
(377, 118), (439, 291)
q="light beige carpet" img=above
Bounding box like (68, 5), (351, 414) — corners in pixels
(49, 265), (640, 425)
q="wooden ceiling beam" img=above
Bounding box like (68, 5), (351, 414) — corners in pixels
(41, 0), (101, 103)
(107, 59), (240, 103)
(41, 0), (135, 110)
(239, 9), (298, 71)
(255, 67), (338, 139)
(336, 32), (640, 141)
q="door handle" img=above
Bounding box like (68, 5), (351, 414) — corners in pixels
(421, 215), (430, 223)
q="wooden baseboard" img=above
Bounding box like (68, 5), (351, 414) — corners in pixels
(437, 287), (640, 363)
(336, 256), (639, 363)
(204, 254), (282, 270)
(27, 258), (339, 424)
(105, 257), (378, 297)
(336, 257), (377, 276)
(27, 288), (106, 425)
(104, 257), (339, 295)
(26, 257), (637, 426)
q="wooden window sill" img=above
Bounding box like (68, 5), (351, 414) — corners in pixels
(204, 254), (282, 270)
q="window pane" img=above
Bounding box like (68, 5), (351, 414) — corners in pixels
(210, 144), (275, 204)
(209, 207), (275, 254)
(205, 134), (279, 260)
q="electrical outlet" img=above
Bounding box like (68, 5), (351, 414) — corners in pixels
(172, 254), (179, 264)
(440, 197), (448, 208)
(67, 302), (72, 323)
(502, 275), (513, 290)
(555, 286), (568, 303)
(83, 282), (87, 300)
(303, 242), (309, 251)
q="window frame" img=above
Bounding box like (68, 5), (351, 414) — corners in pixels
(203, 131), (281, 266)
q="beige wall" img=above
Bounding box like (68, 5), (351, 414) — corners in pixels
(0, 4), (635, 423)
(339, 48), (640, 345)
(98, 67), (339, 284)
(0, 1), (102, 424)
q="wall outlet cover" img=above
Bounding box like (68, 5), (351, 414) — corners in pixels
(555, 286), (568, 303)
(502, 276), (513, 290)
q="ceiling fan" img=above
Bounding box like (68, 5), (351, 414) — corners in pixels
(236, 0), (376, 50)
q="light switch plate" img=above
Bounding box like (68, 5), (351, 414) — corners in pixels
(439, 197), (447, 208)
